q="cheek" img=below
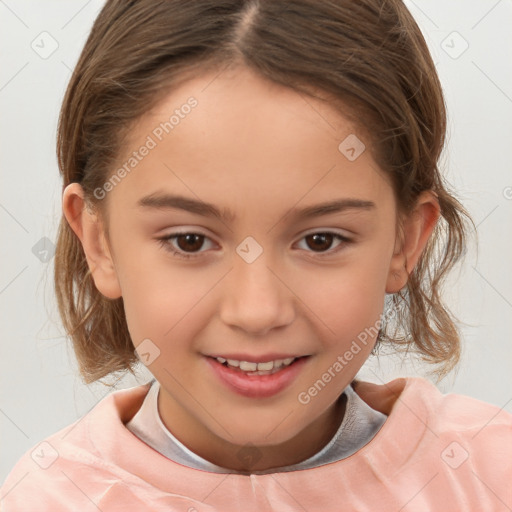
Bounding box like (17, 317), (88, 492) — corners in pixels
(118, 254), (219, 359)
(112, 248), (180, 343)
(288, 253), (389, 347)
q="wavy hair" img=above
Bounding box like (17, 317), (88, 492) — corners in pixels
(54, 0), (474, 383)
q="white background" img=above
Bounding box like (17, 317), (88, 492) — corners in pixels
(1, 0), (511, 484)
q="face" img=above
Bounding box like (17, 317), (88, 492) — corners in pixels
(66, 65), (435, 472)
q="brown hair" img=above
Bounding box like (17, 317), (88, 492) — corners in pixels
(54, 0), (474, 384)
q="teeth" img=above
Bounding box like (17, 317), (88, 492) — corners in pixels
(239, 361), (258, 371)
(256, 361), (274, 371)
(216, 356), (298, 373)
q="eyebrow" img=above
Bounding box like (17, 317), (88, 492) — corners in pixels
(137, 192), (376, 222)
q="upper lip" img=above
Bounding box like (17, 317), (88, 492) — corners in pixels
(207, 353), (309, 363)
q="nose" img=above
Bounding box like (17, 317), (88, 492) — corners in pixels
(219, 253), (295, 336)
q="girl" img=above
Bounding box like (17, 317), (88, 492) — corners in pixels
(2, 0), (511, 510)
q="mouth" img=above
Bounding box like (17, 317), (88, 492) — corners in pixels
(205, 355), (311, 398)
(211, 356), (307, 376)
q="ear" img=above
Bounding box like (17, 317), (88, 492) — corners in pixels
(62, 183), (122, 299)
(386, 191), (441, 293)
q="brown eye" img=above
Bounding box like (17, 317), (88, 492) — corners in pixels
(296, 231), (352, 256)
(304, 233), (335, 252)
(175, 233), (205, 252)
(157, 232), (215, 259)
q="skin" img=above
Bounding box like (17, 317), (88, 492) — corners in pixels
(63, 65), (440, 472)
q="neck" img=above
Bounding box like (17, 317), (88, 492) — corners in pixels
(158, 387), (347, 473)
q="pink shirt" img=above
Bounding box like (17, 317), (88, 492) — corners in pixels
(1, 377), (511, 511)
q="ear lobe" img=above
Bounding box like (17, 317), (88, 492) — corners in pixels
(385, 191), (441, 294)
(62, 183), (122, 299)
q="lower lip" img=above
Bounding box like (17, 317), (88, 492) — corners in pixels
(205, 356), (310, 399)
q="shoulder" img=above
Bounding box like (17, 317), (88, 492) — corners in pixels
(0, 382), (154, 510)
(408, 377), (512, 471)
(354, 376), (512, 463)
(353, 377), (512, 508)
(356, 377), (512, 475)
(402, 377), (512, 435)
(354, 376), (512, 435)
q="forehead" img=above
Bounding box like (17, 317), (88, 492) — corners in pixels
(109, 65), (390, 212)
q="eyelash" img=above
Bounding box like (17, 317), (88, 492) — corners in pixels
(156, 231), (352, 260)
